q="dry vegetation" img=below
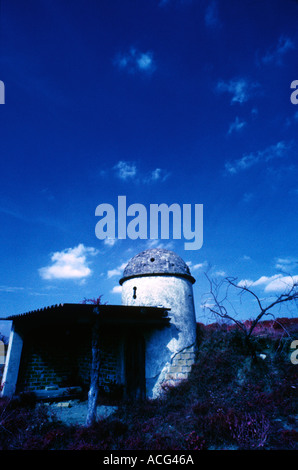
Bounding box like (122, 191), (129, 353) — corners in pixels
(0, 318), (297, 450)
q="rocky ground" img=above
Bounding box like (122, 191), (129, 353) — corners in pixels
(42, 400), (118, 426)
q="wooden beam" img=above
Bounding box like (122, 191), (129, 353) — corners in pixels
(86, 310), (101, 426)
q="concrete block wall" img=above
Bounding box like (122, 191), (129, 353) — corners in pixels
(16, 327), (122, 393)
(18, 340), (80, 391)
(164, 344), (196, 386)
(98, 335), (121, 392)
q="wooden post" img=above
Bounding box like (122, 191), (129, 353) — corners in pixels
(1, 326), (23, 398)
(86, 308), (101, 426)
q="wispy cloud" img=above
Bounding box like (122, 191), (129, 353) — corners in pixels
(0, 206), (30, 222)
(40, 188), (55, 202)
(108, 160), (170, 184)
(227, 116), (247, 135)
(186, 260), (208, 271)
(275, 257), (298, 273)
(145, 239), (174, 250)
(285, 110), (298, 128)
(260, 35), (295, 66)
(205, 0), (221, 28)
(214, 270), (226, 277)
(107, 262), (127, 279)
(216, 78), (259, 104)
(225, 141), (289, 175)
(158, 0), (193, 7)
(113, 161), (137, 180)
(39, 244), (98, 280)
(290, 188), (298, 196)
(242, 192), (254, 203)
(0, 286), (25, 293)
(144, 168), (170, 183)
(114, 48), (155, 74)
(104, 237), (117, 247)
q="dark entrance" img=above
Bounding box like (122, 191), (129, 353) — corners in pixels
(124, 331), (146, 400)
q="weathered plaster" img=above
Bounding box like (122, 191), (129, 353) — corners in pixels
(122, 271), (197, 398)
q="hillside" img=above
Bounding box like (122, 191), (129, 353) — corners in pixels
(0, 318), (297, 450)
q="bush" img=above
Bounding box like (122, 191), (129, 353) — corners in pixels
(278, 430), (298, 450)
(0, 320), (296, 450)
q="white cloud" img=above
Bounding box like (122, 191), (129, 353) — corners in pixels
(137, 53), (154, 71)
(110, 161), (170, 184)
(253, 275), (281, 287)
(225, 154), (258, 174)
(237, 279), (254, 288)
(107, 262), (127, 279)
(216, 78), (259, 104)
(145, 239), (174, 250)
(144, 168), (170, 183)
(225, 141), (289, 175)
(113, 161), (137, 180)
(238, 275), (279, 288)
(238, 274), (298, 293)
(228, 116), (246, 135)
(104, 237), (117, 247)
(111, 285), (122, 295)
(193, 263), (206, 271)
(150, 168), (162, 181)
(39, 244), (98, 280)
(214, 270), (226, 277)
(261, 35), (295, 66)
(186, 261), (208, 271)
(275, 257), (298, 273)
(264, 275), (298, 293)
(114, 48), (155, 74)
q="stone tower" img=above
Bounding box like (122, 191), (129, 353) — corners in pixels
(120, 248), (197, 398)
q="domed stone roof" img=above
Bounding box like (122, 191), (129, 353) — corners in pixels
(119, 248), (195, 285)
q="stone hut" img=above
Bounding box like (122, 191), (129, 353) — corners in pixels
(120, 248), (197, 398)
(1, 249), (197, 401)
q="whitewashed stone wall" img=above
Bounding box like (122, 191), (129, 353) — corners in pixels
(121, 274), (197, 398)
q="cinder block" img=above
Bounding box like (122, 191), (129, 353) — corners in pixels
(168, 365), (181, 373)
(175, 372), (187, 380)
(177, 358), (187, 366)
(186, 359), (195, 366)
(165, 373), (174, 380)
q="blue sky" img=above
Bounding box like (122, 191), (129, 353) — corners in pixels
(1, 0), (298, 329)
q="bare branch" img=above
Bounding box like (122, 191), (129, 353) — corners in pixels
(226, 278), (264, 312)
(204, 272), (298, 348)
(204, 273), (247, 333)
